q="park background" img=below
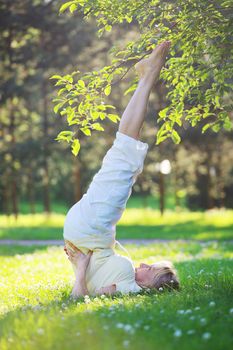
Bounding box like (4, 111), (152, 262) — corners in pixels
(0, 1), (233, 350)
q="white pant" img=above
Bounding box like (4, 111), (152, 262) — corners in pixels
(63, 131), (149, 252)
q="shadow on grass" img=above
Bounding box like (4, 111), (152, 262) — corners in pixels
(0, 245), (55, 256)
(0, 227), (62, 240)
(0, 221), (233, 241)
(117, 223), (233, 241)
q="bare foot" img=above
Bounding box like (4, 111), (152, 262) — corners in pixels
(135, 41), (171, 83)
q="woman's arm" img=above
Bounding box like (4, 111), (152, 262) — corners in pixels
(65, 242), (92, 298)
(71, 270), (89, 297)
(95, 284), (116, 296)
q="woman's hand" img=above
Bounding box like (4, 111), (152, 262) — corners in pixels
(96, 284), (116, 296)
(64, 241), (93, 272)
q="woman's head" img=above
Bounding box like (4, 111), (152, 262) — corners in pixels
(135, 260), (179, 291)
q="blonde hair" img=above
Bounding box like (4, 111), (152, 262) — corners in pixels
(151, 260), (180, 291)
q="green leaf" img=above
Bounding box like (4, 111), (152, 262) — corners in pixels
(104, 104), (116, 110)
(77, 80), (85, 88)
(156, 123), (168, 143)
(223, 116), (232, 130)
(71, 139), (80, 156)
(171, 130), (181, 144)
(50, 75), (62, 80)
(66, 84), (73, 91)
(90, 110), (100, 120)
(99, 112), (106, 120)
(78, 102), (84, 114)
(53, 102), (65, 114)
(80, 128), (91, 136)
(59, 1), (73, 13)
(104, 85), (111, 96)
(215, 95), (221, 108)
(55, 131), (73, 142)
(212, 123), (221, 132)
(158, 107), (169, 120)
(202, 123), (212, 133)
(156, 135), (168, 144)
(124, 84), (137, 96)
(125, 16), (132, 23)
(105, 25), (112, 32)
(91, 123), (104, 131)
(107, 114), (120, 123)
(70, 4), (77, 13)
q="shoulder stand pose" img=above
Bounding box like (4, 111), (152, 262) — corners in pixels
(63, 40), (179, 298)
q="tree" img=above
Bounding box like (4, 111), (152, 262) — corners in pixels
(52, 0), (233, 155)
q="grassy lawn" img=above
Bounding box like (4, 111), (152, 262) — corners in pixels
(0, 209), (232, 241)
(0, 242), (232, 350)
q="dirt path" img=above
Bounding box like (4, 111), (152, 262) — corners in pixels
(0, 238), (223, 246)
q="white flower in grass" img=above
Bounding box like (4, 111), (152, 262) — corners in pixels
(202, 332), (211, 340)
(177, 310), (185, 315)
(185, 309), (192, 314)
(100, 294), (106, 299)
(76, 332), (81, 336)
(174, 329), (182, 337)
(124, 324), (134, 334)
(123, 340), (130, 347)
(229, 308), (233, 314)
(187, 330), (195, 335)
(37, 328), (44, 335)
(93, 297), (99, 302)
(209, 301), (215, 307)
(189, 316), (195, 321)
(116, 323), (124, 329)
(144, 325), (150, 331)
(159, 287), (163, 292)
(103, 325), (109, 330)
(200, 318), (207, 325)
(134, 322), (141, 328)
(194, 306), (200, 311)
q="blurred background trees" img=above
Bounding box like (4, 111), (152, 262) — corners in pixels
(0, 0), (232, 217)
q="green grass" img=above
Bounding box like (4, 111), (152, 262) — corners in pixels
(0, 209), (233, 241)
(17, 194), (186, 214)
(0, 242), (232, 350)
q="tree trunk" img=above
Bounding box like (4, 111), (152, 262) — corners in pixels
(206, 147), (214, 209)
(159, 172), (165, 216)
(7, 29), (18, 218)
(41, 78), (51, 213)
(28, 167), (36, 214)
(73, 158), (82, 202)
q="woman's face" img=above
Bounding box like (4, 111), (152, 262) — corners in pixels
(135, 263), (157, 288)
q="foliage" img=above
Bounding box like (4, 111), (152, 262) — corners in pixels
(52, 0), (233, 153)
(0, 243), (233, 349)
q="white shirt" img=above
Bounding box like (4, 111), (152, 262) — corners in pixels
(85, 248), (142, 295)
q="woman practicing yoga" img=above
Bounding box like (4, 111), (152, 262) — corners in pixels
(63, 40), (179, 297)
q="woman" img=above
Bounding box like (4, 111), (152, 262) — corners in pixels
(63, 40), (179, 297)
